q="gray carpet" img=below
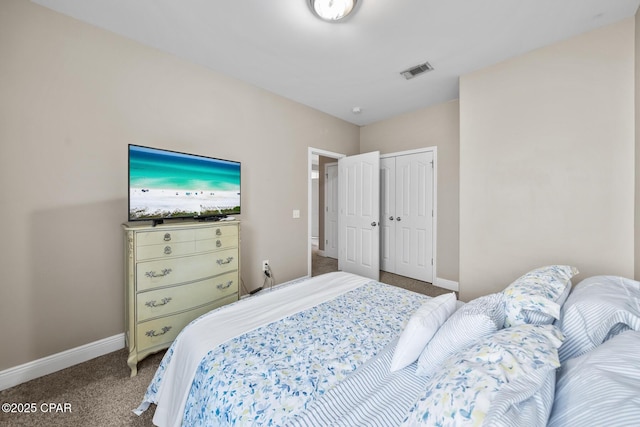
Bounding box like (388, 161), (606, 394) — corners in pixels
(0, 250), (452, 427)
(0, 348), (161, 427)
(312, 244), (454, 298)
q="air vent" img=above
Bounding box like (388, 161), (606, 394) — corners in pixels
(400, 62), (434, 80)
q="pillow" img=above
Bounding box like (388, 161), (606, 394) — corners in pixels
(415, 292), (505, 377)
(556, 275), (640, 363)
(389, 292), (457, 372)
(401, 324), (564, 427)
(548, 330), (640, 427)
(502, 265), (578, 328)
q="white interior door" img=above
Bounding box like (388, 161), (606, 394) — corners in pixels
(324, 162), (339, 259)
(338, 151), (380, 280)
(394, 151), (434, 282)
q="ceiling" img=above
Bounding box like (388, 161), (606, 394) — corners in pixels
(32, 0), (640, 126)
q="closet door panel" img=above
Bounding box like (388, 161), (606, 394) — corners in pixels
(394, 152), (434, 282)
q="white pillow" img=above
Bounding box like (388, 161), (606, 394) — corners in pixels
(402, 324), (564, 427)
(416, 293), (505, 377)
(556, 275), (640, 363)
(549, 330), (640, 427)
(389, 292), (457, 372)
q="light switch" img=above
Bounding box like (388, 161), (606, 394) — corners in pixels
(292, 209), (300, 219)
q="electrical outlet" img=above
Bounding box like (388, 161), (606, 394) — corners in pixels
(262, 260), (270, 272)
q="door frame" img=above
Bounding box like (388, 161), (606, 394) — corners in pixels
(307, 146), (438, 286)
(324, 161), (339, 259)
(307, 147), (345, 278)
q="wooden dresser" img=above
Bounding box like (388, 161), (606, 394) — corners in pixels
(123, 221), (240, 376)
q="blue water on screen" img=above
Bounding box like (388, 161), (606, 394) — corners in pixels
(129, 145), (240, 192)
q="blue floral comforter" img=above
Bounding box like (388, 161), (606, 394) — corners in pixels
(149, 281), (427, 426)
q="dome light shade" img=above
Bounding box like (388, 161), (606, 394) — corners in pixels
(309, 0), (358, 22)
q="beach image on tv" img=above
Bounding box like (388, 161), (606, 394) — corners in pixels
(129, 145), (240, 220)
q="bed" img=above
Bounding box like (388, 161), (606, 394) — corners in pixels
(135, 268), (640, 426)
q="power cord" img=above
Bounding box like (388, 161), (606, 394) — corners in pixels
(263, 264), (274, 291)
(248, 265), (275, 296)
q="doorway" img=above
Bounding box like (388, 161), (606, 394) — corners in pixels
(307, 147), (438, 286)
(308, 148), (344, 277)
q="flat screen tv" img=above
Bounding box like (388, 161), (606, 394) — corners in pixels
(128, 144), (241, 222)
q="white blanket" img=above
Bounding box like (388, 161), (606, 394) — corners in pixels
(135, 271), (371, 427)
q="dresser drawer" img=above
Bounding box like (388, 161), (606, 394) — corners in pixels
(136, 241), (196, 261)
(211, 248), (239, 275)
(136, 228), (195, 246)
(197, 224), (238, 240)
(136, 248), (238, 291)
(209, 271), (239, 299)
(137, 271), (239, 322)
(196, 234), (238, 252)
(136, 294), (238, 352)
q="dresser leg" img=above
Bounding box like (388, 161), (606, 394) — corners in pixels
(128, 354), (138, 377)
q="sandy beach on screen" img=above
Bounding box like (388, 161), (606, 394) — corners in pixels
(130, 187), (239, 216)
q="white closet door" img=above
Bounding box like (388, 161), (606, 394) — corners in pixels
(338, 151), (380, 281)
(324, 163), (339, 259)
(380, 157), (396, 272)
(394, 151), (434, 282)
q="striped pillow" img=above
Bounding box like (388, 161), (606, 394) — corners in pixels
(549, 330), (640, 427)
(556, 275), (640, 363)
(416, 293), (505, 377)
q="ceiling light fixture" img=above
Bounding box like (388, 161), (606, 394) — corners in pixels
(309, 0), (358, 22)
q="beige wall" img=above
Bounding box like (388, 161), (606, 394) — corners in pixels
(459, 19), (635, 301)
(360, 100), (460, 283)
(0, 0), (359, 370)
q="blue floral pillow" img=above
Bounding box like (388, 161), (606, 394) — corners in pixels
(502, 265), (578, 328)
(401, 324), (564, 427)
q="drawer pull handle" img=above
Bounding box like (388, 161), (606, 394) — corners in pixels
(145, 268), (172, 278)
(217, 256), (234, 266)
(164, 246), (172, 255)
(145, 326), (172, 337)
(216, 240), (222, 248)
(217, 281), (233, 290)
(163, 233), (171, 241)
(215, 228), (222, 236)
(145, 297), (172, 308)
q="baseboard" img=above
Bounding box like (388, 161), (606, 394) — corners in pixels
(0, 333), (125, 391)
(436, 277), (459, 292)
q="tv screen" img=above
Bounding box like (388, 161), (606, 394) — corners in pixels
(128, 144), (241, 221)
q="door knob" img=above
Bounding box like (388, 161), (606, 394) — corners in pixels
(396, 217), (402, 221)
(371, 221), (378, 227)
(389, 216), (394, 220)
